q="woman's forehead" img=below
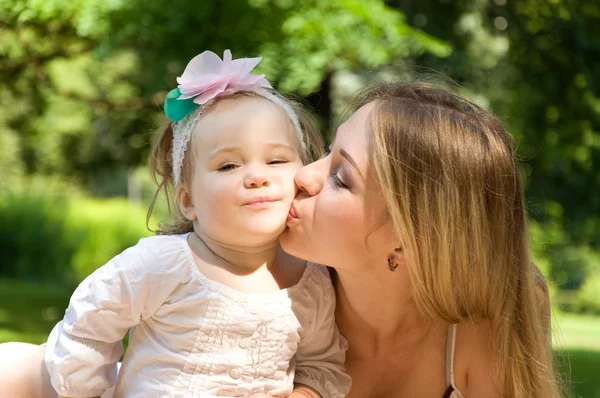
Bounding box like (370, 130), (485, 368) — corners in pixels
(333, 103), (375, 163)
(336, 102), (374, 138)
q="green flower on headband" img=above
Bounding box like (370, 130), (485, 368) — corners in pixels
(163, 88), (199, 122)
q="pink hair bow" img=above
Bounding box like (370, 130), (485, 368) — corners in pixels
(164, 50), (272, 121)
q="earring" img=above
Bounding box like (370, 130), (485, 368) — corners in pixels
(387, 257), (398, 272)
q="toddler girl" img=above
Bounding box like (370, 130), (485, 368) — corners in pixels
(45, 50), (351, 398)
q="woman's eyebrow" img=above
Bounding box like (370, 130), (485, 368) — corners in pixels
(340, 148), (364, 181)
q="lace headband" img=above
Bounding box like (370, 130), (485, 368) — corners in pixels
(163, 50), (306, 186)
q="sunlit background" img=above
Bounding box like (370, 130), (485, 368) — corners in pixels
(1, 0), (598, 396)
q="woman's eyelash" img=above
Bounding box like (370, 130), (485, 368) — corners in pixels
(323, 147), (347, 189)
(330, 172), (347, 189)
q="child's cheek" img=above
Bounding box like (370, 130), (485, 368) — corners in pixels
(283, 168), (300, 201)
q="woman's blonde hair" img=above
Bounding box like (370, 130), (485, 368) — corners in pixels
(353, 81), (559, 397)
(147, 91), (323, 235)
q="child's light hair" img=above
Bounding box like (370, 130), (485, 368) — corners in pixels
(352, 81), (560, 398)
(147, 90), (323, 235)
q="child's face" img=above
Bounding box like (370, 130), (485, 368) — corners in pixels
(179, 96), (304, 247)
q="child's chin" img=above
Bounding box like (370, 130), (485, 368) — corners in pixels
(244, 224), (287, 242)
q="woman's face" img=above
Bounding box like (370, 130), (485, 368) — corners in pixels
(280, 103), (396, 271)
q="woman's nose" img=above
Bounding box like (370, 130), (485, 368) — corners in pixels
(294, 159), (325, 196)
(244, 165), (270, 188)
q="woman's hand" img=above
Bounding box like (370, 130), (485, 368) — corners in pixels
(248, 383), (322, 398)
(58, 396), (100, 398)
(287, 393), (319, 398)
(287, 384), (321, 398)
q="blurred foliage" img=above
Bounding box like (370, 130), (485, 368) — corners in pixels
(0, 0), (448, 192)
(573, 274), (600, 315)
(0, 279), (71, 343)
(393, 0), (600, 314)
(64, 197), (153, 281)
(1, 0), (599, 313)
(0, 186), (152, 285)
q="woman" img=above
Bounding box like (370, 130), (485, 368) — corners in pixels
(280, 81), (558, 397)
(0, 81), (559, 397)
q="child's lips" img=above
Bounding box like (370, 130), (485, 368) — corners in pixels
(244, 197), (276, 208)
(245, 196), (275, 205)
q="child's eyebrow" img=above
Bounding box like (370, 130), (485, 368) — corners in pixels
(208, 146), (241, 159)
(208, 142), (297, 159)
(263, 142), (297, 152)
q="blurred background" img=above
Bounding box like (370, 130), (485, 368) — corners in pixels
(0, 0), (598, 395)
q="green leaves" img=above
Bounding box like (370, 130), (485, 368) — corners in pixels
(1, 0), (447, 184)
(262, 0), (450, 94)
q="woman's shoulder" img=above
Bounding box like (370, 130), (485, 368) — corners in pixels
(454, 320), (502, 396)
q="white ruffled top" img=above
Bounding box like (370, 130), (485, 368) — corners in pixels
(45, 234), (351, 398)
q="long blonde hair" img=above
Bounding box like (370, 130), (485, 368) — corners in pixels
(355, 81), (559, 397)
(147, 91), (324, 235)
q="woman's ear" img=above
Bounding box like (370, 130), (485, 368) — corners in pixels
(387, 247), (406, 271)
(176, 185), (197, 221)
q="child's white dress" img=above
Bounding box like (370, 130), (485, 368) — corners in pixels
(45, 234), (351, 398)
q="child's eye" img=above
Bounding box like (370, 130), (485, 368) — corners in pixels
(268, 159), (288, 165)
(218, 163), (238, 172)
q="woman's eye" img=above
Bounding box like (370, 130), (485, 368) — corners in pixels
(218, 164), (238, 172)
(330, 172), (348, 189)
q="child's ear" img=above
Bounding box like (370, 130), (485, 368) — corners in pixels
(176, 184), (197, 221)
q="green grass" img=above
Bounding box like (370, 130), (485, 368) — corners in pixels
(553, 311), (600, 351)
(0, 279), (71, 343)
(555, 349), (600, 398)
(1, 280), (599, 396)
(553, 312), (600, 397)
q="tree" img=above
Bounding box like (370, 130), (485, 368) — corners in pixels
(387, 0), (600, 299)
(0, 0), (449, 193)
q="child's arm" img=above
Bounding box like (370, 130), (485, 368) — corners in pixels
(45, 237), (189, 398)
(292, 266), (352, 398)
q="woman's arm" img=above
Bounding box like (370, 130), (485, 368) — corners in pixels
(461, 321), (503, 397)
(461, 264), (551, 397)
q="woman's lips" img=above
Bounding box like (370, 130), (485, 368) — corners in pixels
(287, 204), (299, 223)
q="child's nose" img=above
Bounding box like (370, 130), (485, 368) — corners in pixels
(294, 159), (324, 196)
(244, 166), (270, 188)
